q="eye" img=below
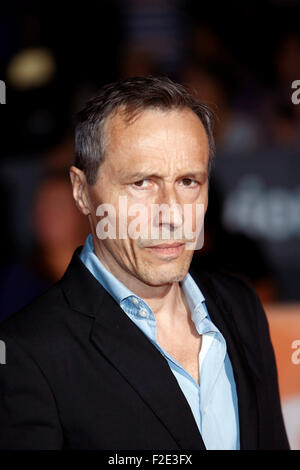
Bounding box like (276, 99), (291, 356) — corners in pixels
(179, 178), (198, 187)
(132, 179), (150, 189)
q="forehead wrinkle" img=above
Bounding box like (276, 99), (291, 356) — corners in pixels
(104, 107), (209, 179)
(108, 144), (207, 182)
(129, 129), (204, 173)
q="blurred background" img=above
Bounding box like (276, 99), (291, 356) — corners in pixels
(0, 0), (299, 448)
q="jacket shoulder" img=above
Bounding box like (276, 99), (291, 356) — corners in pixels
(0, 281), (71, 348)
(190, 264), (266, 342)
(191, 264), (260, 308)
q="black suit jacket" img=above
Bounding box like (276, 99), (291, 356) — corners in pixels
(0, 248), (289, 450)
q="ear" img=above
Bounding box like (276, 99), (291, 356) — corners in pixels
(69, 166), (91, 215)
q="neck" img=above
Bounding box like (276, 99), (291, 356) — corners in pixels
(93, 240), (189, 323)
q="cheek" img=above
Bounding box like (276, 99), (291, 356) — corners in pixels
(107, 230), (140, 260)
(89, 180), (118, 214)
(95, 235), (134, 273)
(203, 191), (209, 215)
(183, 197), (207, 240)
(196, 184), (208, 211)
(177, 187), (201, 204)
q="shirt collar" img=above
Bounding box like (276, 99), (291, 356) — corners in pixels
(80, 234), (134, 305)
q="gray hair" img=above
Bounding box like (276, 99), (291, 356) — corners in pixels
(75, 76), (215, 185)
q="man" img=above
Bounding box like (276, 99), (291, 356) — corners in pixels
(0, 76), (289, 450)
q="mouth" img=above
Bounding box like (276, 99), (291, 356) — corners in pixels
(145, 242), (185, 257)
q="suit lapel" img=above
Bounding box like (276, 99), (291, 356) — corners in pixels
(90, 296), (206, 450)
(61, 251), (206, 450)
(190, 267), (260, 450)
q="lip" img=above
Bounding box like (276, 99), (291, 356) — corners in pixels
(150, 242), (184, 248)
(146, 242), (185, 257)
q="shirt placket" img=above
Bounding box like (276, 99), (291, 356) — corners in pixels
(199, 327), (226, 432)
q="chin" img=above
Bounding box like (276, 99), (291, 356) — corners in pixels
(138, 262), (190, 287)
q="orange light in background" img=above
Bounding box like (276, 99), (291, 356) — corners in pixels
(265, 303), (300, 450)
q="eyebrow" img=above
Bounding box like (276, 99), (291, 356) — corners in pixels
(121, 170), (207, 181)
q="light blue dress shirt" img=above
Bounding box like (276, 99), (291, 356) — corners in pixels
(80, 234), (240, 450)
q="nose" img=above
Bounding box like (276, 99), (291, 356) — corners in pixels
(152, 184), (183, 235)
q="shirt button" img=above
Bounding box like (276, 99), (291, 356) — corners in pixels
(131, 297), (139, 305)
(139, 308), (148, 318)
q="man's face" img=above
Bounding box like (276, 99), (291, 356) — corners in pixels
(87, 107), (209, 286)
